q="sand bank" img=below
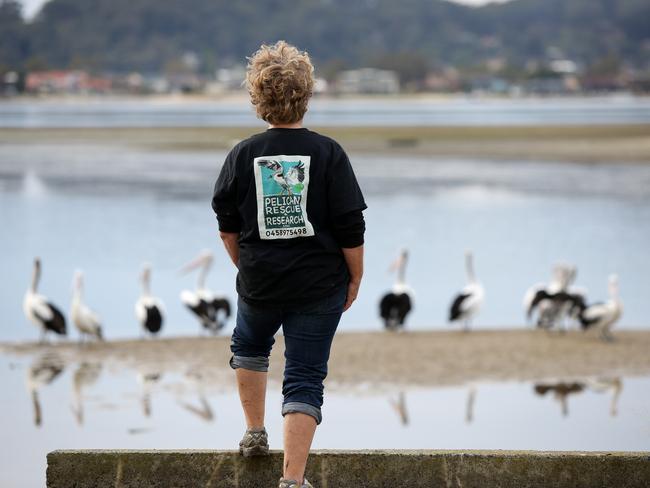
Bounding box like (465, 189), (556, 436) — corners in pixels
(1, 125), (649, 163)
(2, 330), (649, 389)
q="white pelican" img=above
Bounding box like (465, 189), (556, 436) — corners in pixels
(135, 263), (165, 337)
(523, 264), (567, 321)
(71, 270), (103, 342)
(524, 264), (587, 330)
(23, 257), (66, 342)
(179, 250), (231, 334)
(579, 274), (622, 342)
(449, 250), (484, 331)
(379, 249), (414, 331)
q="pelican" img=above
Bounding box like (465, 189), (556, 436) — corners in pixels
(257, 159), (305, 195)
(135, 263), (165, 337)
(23, 257), (66, 342)
(449, 250), (484, 331)
(523, 264), (567, 322)
(579, 274), (622, 342)
(71, 270), (103, 342)
(379, 249), (413, 331)
(179, 250), (231, 334)
(524, 264), (586, 330)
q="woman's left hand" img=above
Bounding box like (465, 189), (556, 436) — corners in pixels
(343, 280), (360, 312)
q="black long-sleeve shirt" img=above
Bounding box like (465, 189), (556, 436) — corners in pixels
(212, 127), (366, 305)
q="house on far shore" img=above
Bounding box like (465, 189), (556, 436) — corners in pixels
(337, 68), (400, 94)
(25, 70), (112, 94)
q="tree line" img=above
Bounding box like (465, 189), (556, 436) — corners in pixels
(1, 0), (648, 79)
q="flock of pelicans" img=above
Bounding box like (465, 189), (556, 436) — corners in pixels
(23, 249), (622, 343)
(23, 250), (231, 342)
(379, 249), (622, 341)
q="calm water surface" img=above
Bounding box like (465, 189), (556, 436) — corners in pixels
(2, 351), (648, 487)
(1, 102), (650, 487)
(1, 96), (650, 127)
(0, 145), (649, 338)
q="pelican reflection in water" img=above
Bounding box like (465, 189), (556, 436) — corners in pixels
(176, 371), (214, 422)
(388, 391), (409, 426)
(137, 368), (163, 418)
(534, 378), (622, 417)
(26, 352), (65, 427)
(465, 386), (477, 424)
(71, 362), (103, 425)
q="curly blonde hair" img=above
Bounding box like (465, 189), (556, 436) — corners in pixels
(245, 40), (315, 125)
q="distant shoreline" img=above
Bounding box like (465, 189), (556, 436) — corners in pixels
(3, 92), (650, 103)
(2, 124), (649, 163)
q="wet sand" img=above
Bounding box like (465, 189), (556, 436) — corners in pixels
(1, 125), (649, 163)
(2, 330), (649, 389)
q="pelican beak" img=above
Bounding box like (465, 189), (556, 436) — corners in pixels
(388, 255), (404, 273)
(179, 252), (211, 275)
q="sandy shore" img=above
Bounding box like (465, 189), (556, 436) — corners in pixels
(2, 330), (649, 390)
(2, 125), (649, 163)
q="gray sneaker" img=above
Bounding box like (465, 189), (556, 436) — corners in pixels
(238, 427), (269, 457)
(279, 478), (313, 488)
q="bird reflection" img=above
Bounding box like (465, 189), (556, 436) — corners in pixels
(178, 396), (214, 422)
(534, 378), (622, 417)
(137, 370), (162, 418)
(388, 391), (409, 426)
(26, 352), (65, 427)
(71, 362), (102, 426)
(465, 386), (477, 424)
(176, 371), (214, 422)
(534, 382), (585, 417)
(586, 377), (623, 417)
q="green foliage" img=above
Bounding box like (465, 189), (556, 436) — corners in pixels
(0, 0), (647, 74)
(0, 0), (29, 71)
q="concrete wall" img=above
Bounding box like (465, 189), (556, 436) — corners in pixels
(47, 450), (650, 488)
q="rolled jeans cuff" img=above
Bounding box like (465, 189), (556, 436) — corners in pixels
(229, 355), (269, 372)
(282, 401), (322, 425)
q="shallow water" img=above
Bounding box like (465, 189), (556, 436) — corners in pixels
(1, 144), (650, 340)
(2, 101), (649, 487)
(1, 96), (650, 127)
(2, 350), (648, 487)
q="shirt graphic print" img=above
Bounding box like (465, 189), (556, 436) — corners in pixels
(253, 155), (315, 240)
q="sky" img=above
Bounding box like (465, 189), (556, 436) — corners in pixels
(18, 0), (512, 19)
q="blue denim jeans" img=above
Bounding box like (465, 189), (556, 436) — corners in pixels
(229, 285), (347, 425)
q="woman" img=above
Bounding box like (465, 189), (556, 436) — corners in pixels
(211, 41), (366, 488)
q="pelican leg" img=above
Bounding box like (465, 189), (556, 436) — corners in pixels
(39, 329), (46, 345)
(600, 330), (615, 343)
